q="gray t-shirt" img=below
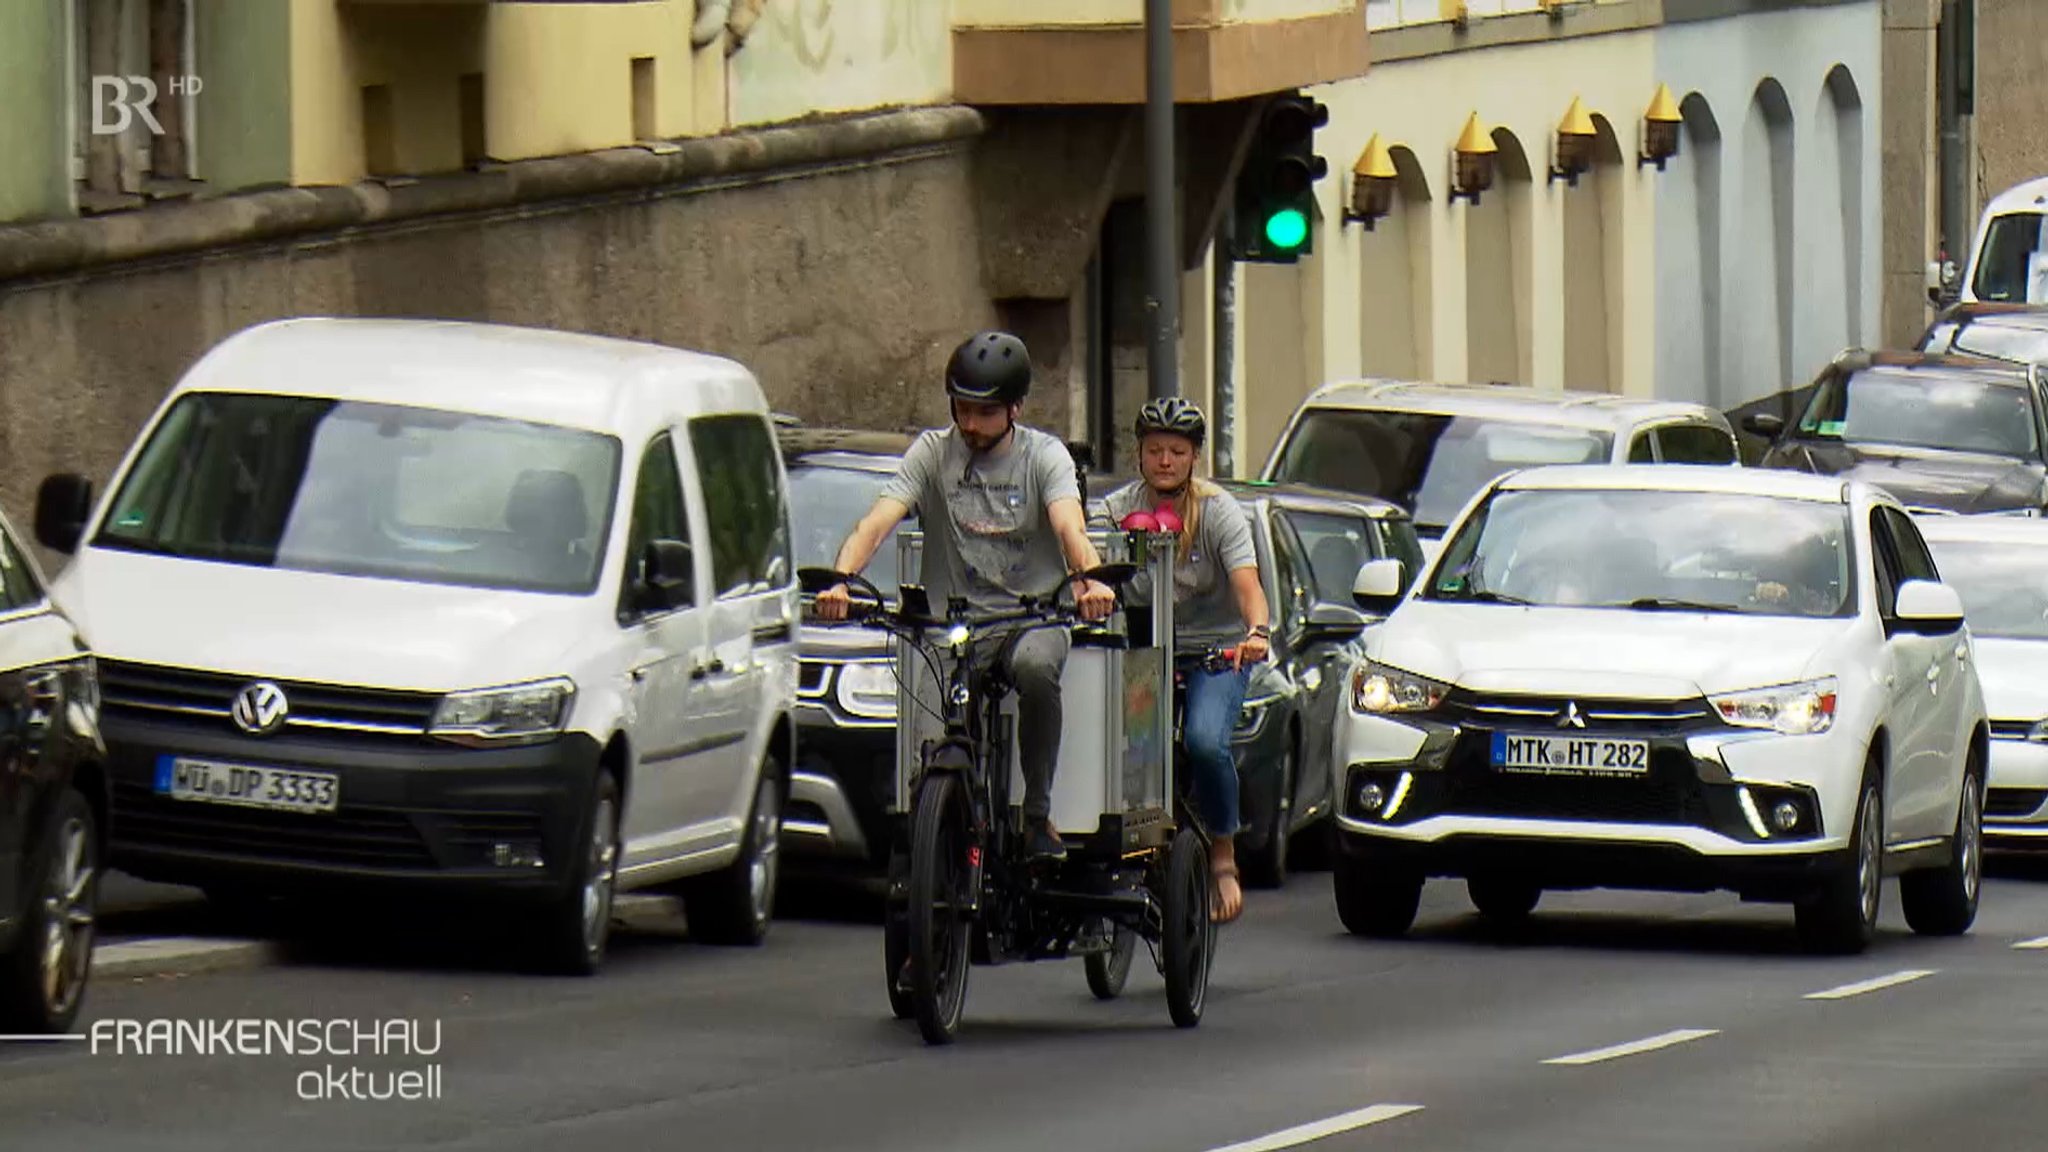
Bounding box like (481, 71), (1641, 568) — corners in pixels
(880, 424), (1081, 611)
(1102, 482), (1259, 648)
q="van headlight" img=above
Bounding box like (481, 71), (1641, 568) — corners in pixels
(430, 678), (575, 746)
(1352, 662), (1450, 714)
(1709, 677), (1837, 735)
(834, 661), (898, 719)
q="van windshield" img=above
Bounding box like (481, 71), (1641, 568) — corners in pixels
(1973, 212), (2047, 303)
(94, 392), (623, 594)
(1267, 408), (1611, 536)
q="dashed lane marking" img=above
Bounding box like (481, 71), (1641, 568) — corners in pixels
(2012, 937), (2048, 950)
(1804, 969), (1936, 1001)
(1201, 1104), (1426, 1152)
(1543, 1029), (1720, 1066)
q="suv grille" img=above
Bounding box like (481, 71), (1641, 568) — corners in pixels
(1440, 737), (1707, 825)
(99, 660), (440, 741)
(1441, 690), (1717, 733)
(1988, 788), (2048, 820)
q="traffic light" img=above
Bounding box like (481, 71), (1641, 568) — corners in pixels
(1232, 94), (1330, 263)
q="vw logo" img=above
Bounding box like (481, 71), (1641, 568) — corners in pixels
(230, 682), (290, 736)
(1556, 701), (1587, 730)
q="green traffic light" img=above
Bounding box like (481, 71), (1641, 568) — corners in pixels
(1264, 207), (1308, 250)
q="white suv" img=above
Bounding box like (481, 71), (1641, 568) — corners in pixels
(1335, 464), (1988, 954)
(32, 318), (799, 974)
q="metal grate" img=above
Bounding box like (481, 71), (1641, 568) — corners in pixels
(99, 660), (440, 740)
(110, 780), (436, 869)
(1987, 788), (2048, 820)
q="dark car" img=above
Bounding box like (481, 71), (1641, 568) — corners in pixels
(1742, 350), (2048, 515)
(1089, 475), (1425, 887)
(0, 509), (107, 1033)
(1917, 302), (2048, 365)
(775, 427), (919, 876)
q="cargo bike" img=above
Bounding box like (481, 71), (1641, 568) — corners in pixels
(797, 524), (1218, 1046)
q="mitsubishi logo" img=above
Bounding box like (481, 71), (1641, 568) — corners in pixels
(230, 682), (290, 736)
(1557, 701), (1587, 730)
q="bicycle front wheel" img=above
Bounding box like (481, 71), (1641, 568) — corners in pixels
(908, 772), (974, 1045)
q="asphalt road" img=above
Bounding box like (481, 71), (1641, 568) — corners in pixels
(9, 858), (2048, 1152)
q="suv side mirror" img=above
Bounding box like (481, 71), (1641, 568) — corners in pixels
(1894, 579), (1964, 635)
(1301, 602), (1369, 646)
(1741, 412), (1786, 439)
(35, 473), (94, 555)
(1352, 558), (1406, 616)
(637, 538), (694, 612)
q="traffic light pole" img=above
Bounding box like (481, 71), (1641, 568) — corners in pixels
(1144, 0), (1179, 401)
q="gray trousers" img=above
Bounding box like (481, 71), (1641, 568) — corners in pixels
(968, 626), (1071, 822)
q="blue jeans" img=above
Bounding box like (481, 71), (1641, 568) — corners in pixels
(1182, 665), (1249, 838)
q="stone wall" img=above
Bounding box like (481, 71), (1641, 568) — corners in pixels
(0, 107), (1072, 562)
(1973, 0), (2048, 205)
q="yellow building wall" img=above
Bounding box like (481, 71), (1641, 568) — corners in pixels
(730, 0), (950, 129)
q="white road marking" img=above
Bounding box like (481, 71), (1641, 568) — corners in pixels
(1804, 969), (1937, 1000)
(2013, 936), (2048, 950)
(1202, 1104), (1425, 1152)
(1543, 1028), (1719, 1066)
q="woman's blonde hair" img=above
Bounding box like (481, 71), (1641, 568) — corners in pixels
(1164, 476), (1223, 564)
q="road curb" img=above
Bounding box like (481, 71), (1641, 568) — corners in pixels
(93, 938), (281, 979)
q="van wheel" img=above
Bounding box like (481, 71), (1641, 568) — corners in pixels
(686, 758), (784, 946)
(535, 772), (620, 976)
(0, 788), (98, 1033)
(1796, 764), (1882, 956)
(1901, 755), (1983, 937)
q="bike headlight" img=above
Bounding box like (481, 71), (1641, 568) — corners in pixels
(1351, 662), (1450, 715)
(1709, 677), (1837, 735)
(945, 623), (970, 651)
(834, 661), (898, 720)
(430, 678), (575, 746)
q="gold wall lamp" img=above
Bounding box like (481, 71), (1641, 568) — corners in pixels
(1450, 112), (1496, 205)
(1345, 133), (1398, 229)
(1549, 96), (1595, 186)
(1639, 83), (1682, 170)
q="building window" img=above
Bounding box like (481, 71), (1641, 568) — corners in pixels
(73, 0), (199, 214)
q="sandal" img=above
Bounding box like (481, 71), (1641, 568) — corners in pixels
(1211, 863), (1244, 925)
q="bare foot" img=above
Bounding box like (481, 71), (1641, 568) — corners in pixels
(1211, 861), (1243, 924)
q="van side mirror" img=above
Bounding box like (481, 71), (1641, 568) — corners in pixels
(1741, 412), (1786, 439)
(1352, 558), (1406, 616)
(35, 473), (93, 555)
(637, 539), (694, 611)
(1894, 579), (1964, 635)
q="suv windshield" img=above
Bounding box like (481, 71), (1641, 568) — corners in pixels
(1424, 488), (1856, 618)
(95, 392), (622, 594)
(1973, 212), (2046, 303)
(1794, 366), (2037, 458)
(786, 461), (911, 593)
(1269, 408), (1612, 535)
(1923, 538), (2048, 640)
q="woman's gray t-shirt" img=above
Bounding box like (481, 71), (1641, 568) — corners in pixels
(1102, 482), (1259, 648)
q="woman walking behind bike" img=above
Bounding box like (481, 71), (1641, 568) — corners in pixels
(1102, 398), (1270, 924)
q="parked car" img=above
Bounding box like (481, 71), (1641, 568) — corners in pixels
(0, 508), (105, 1032)
(1334, 463), (1987, 955)
(775, 427), (918, 876)
(1742, 350), (2048, 516)
(1916, 513), (2048, 847)
(1258, 380), (1739, 560)
(1088, 475), (1425, 886)
(33, 317), (798, 974)
(1916, 301), (2048, 365)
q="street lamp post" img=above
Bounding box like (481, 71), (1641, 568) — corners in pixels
(1145, 0), (1179, 401)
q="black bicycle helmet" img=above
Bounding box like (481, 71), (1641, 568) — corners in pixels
(1134, 396), (1207, 447)
(945, 331), (1032, 405)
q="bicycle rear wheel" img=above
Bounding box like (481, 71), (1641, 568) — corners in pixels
(908, 772), (974, 1045)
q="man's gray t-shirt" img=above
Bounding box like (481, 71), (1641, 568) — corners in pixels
(1102, 482), (1259, 648)
(881, 425), (1080, 611)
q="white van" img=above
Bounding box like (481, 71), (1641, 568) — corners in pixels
(32, 317), (799, 974)
(1938, 176), (2048, 306)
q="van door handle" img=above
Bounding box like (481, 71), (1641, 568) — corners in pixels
(691, 658), (726, 681)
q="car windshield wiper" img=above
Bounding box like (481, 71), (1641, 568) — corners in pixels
(1453, 590), (1536, 606)
(1606, 596), (1743, 613)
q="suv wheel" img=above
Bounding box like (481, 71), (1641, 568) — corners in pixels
(1796, 763), (1882, 956)
(1333, 850), (1422, 938)
(1242, 741), (1294, 890)
(686, 757), (784, 946)
(1467, 874), (1541, 922)
(1900, 752), (1983, 937)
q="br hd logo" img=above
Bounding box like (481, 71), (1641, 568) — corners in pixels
(92, 74), (202, 136)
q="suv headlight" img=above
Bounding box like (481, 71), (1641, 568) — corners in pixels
(430, 678), (575, 746)
(1352, 662), (1450, 715)
(1709, 677), (1837, 735)
(834, 661), (898, 719)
